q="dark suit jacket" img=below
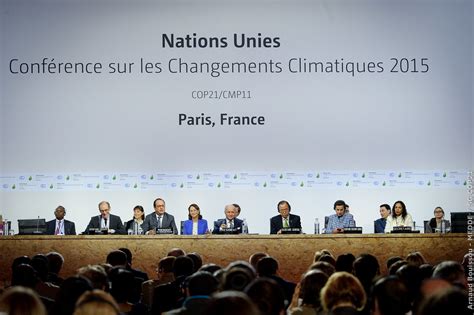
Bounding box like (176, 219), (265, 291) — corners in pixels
(212, 218), (243, 234)
(142, 212), (178, 234)
(84, 214), (125, 234)
(270, 214), (301, 234)
(45, 219), (76, 235)
(374, 218), (386, 233)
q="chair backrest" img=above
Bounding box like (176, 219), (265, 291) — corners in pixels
(180, 221), (184, 235)
(423, 220), (430, 233)
(374, 220), (377, 233)
(324, 216), (329, 229)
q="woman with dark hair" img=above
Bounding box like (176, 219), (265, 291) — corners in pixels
(288, 269), (328, 315)
(384, 201), (414, 233)
(125, 206), (145, 235)
(182, 203), (209, 235)
(426, 206), (451, 233)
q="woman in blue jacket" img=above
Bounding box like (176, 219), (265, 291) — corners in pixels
(182, 203), (209, 235)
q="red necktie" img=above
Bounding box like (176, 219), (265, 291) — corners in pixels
(55, 221), (61, 235)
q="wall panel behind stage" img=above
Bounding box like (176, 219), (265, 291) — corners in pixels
(0, 0), (472, 234)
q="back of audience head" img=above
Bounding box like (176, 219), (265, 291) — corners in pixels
(386, 256), (403, 271)
(157, 256), (176, 275)
(227, 260), (257, 278)
(223, 267), (255, 291)
(206, 290), (260, 315)
(299, 269), (328, 308)
(12, 264), (38, 288)
(396, 264), (423, 303)
(245, 278), (285, 315)
(419, 264), (434, 280)
(353, 253), (380, 293)
(11, 256), (31, 271)
(388, 260), (407, 275)
(336, 253), (356, 273)
(256, 256), (279, 277)
(0, 286), (47, 315)
(417, 287), (469, 315)
(318, 254), (336, 267)
(108, 267), (135, 303)
(76, 265), (108, 291)
(321, 272), (366, 312)
(308, 261), (336, 277)
(105, 250), (127, 267)
(73, 290), (120, 315)
(53, 276), (93, 315)
(46, 252), (64, 275)
(31, 254), (49, 282)
(173, 255), (194, 278)
(185, 271), (219, 296)
(406, 251), (427, 268)
(117, 248), (132, 266)
(199, 263), (222, 274)
(249, 252), (268, 269)
(186, 252), (203, 272)
(167, 248), (186, 257)
(432, 260), (467, 290)
(313, 249), (332, 262)
(371, 276), (411, 315)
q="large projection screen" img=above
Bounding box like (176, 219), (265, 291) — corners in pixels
(1, 0), (472, 234)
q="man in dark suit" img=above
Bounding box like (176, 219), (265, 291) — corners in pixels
(142, 198), (178, 234)
(212, 204), (243, 234)
(45, 205), (76, 235)
(374, 204), (391, 233)
(84, 201), (126, 234)
(270, 200), (302, 234)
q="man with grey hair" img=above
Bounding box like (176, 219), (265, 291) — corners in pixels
(212, 204), (243, 234)
(84, 201), (125, 234)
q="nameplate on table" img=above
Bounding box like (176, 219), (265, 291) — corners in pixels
(343, 227), (363, 234)
(220, 227), (240, 234)
(156, 228), (174, 234)
(281, 227), (302, 234)
(391, 226), (420, 233)
(88, 228), (108, 235)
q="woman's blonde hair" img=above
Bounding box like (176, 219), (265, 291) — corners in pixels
(321, 271), (367, 311)
(73, 290), (119, 315)
(0, 286), (46, 315)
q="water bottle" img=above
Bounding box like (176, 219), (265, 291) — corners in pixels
(314, 218), (320, 234)
(441, 220), (446, 233)
(242, 218), (249, 234)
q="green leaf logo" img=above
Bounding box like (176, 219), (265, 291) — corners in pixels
(263, 182), (267, 187)
(66, 175), (70, 181)
(233, 174), (238, 180)
(345, 182), (350, 186)
(362, 173), (365, 178)
(217, 182), (221, 188)
(150, 175), (154, 180)
(28, 176), (32, 181)
(427, 181), (431, 186)
(382, 181), (386, 186)
(180, 183), (184, 188)
(96, 184), (100, 189)
(12, 184), (16, 190)
(443, 172), (447, 178)
(112, 175), (116, 180)
(316, 173), (320, 178)
(133, 183), (138, 189)
(300, 181), (304, 187)
(196, 174), (200, 180)
(398, 173), (402, 178)
(464, 181), (467, 186)
(279, 174), (283, 179)
(49, 184), (54, 189)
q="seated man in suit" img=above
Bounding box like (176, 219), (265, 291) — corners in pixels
(374, 204), (391, 233)
(45, 205), (76, 235)
(84, 201), (126, 234)
(142, 198), (178, 235)
(325, 200), (355, 234)
(270, 200), (302, 234)
(212, 204), (243, 234)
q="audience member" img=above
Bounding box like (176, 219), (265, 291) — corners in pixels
(76, 265), (108, 290)
(417, 287), (469, 315)
(321, 272), (366, 315)
(288, 269), (328, 315)
(206, 291), (260, 315)
(335, 253), (355, 273)
(432, 260), (468, 290)
(256, 256), (296, 306)
(73, 290), (120, 315)
(370, 276), (411, 315)
(245, 278), (286, 315)
(406, 251), (427, 267)
(0, 286), (47, 315)
(46, 252), (65, 286)
(249, 252), (269, 269)
(141, 256), (176, 309)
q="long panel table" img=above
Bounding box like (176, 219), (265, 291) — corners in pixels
(0, 234), (468, 287)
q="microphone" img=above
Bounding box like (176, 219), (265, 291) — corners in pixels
(36, 216), (40, 232)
